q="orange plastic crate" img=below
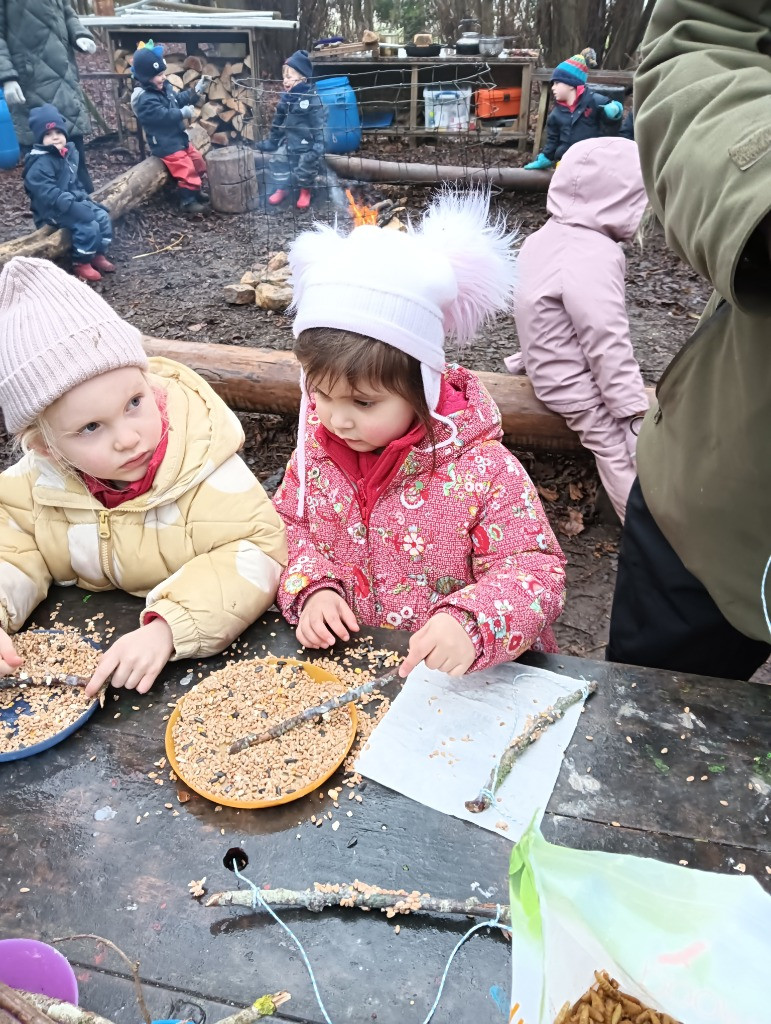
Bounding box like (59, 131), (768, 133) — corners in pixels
(474, 87), (522, 119)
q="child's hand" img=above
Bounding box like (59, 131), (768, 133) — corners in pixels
(84, 619), (174, 698)
(399, 613), (476, 679)
(297, 589), (359, 649)
(0, 628), (23, 675)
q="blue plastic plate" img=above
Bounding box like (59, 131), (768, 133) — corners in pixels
(0, 629), (100, 762)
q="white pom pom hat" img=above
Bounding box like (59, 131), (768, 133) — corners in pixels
(289, 188), (518, 512)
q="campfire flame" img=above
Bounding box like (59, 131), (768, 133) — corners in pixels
(346, 190), (379, 227)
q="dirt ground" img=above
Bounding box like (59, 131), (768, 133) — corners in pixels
(1, 136), (767, 681)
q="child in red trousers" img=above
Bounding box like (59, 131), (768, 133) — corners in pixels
(130, 43), (209, 215)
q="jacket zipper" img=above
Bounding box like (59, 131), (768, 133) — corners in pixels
(98, 511), (117, 586)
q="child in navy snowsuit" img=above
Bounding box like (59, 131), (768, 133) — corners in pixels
(130, 44), (209, 215)
(23, 105), (114, 283)
(525, 53), (623, 170)
(256, 50), (324, 211)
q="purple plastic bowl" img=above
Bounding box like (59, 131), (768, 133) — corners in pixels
(0, 939), (78, 1003)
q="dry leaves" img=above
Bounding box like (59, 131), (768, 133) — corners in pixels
(557, 507), (585, 538)
(188, 877), (207, 898)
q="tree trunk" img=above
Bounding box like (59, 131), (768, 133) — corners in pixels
(0, 126), (210, 267)
(324, 154), (551, 190)
(141, 337), (654, 451)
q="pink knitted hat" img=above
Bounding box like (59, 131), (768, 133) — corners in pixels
(289, 188), (518, 511)
(0, 257), (148, 434)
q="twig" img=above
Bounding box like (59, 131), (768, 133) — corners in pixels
(212, 994), (291, 1024)
(49, 935), (151, 1024)
(0, 674), (88, 691)
(131, 234), (186, 259)
(8, 991), (116, 1024)
(11, 990), (289, 1024)
(228, 672), (397, 754)
(0, 984), (53, 1024)
(206, 883), (511, 925)
(465, 681), (598, 813)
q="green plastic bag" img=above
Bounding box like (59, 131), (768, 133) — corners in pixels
(508, 825), (770, 1024)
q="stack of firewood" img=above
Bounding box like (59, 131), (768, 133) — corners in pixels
(114, 50), (262, 147)
(224, 251), (293, 310)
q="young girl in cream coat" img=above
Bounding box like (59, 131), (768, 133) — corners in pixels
(0, 257), (287, 695)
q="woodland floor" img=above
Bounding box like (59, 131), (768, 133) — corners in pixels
(1, 133), (767, 682)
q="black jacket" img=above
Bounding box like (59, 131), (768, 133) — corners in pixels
(23, 142), (94, 228)
(263, 81), (324, 154)
(543, 90), (617, 162)
(131, 81), (196, 158)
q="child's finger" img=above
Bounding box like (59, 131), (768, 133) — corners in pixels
(336, 601), (360, 633)
(399, 628), (435, 678)
(85, 659), (114, 697)
(0, 634), (22, 668)
(325, 609), (350, 642)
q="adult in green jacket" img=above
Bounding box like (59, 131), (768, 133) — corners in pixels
(0, 0), (97, 189)
(607, 0), (771, 680)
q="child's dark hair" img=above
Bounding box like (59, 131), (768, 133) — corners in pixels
(294, 327), (438, 448)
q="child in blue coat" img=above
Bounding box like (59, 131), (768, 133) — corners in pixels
(130, 44), (209, 215)
(256, 50), (324, 210)
(525, 53), (623, 170)
(23, 105), (114, 283)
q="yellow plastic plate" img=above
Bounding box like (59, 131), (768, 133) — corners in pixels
(165, 656), (357, 809)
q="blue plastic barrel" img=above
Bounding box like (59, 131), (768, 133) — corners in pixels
(0, 89), (20, 169)
(315, 76), (361, 154)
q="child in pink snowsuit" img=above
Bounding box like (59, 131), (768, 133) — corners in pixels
(510, 136), (650, 522)
(274, 190), (566, 678)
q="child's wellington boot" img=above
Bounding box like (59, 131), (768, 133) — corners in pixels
(296, 188), (312, 210)
(268, 189), (289, 205)
(180, 190), (208, 216)
(91, 254), (116, 273)
(73, 262), (101, 282)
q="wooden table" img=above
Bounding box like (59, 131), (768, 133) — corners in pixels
(1, 587), (769, 1024)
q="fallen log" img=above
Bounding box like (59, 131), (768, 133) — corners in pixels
(325, 154), (552, 191)
(142, 338), (654, 451)
(0, 125), (211, 267)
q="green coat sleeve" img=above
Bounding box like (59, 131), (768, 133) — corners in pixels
(634, 0), (771, 312)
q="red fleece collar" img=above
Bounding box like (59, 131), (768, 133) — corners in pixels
(81, 392), (169, 509)
(314, 377), (468, 519)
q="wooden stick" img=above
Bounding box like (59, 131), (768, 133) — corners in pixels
(49, 935), (151, 1024)
(465, 681), (597, 813)
(0, 674), (88, 692)
(0, 984), (52, 1024)
(228, 672), (397, 754)
(11, 990), (290, 1024)
(206, 883), (511, 925)
(325, 154), (552, 190)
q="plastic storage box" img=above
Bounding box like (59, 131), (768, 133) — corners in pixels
(423, 85), (473, 131)
(474, 87), (522, 119)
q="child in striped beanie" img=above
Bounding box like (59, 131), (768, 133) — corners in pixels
(525, 51), (623, 170)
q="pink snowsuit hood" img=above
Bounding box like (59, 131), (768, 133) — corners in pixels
(547, 136), (649, 242)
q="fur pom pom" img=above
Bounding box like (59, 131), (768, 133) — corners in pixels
(413, 187), (518, 343)
(288, 222), (348, 316)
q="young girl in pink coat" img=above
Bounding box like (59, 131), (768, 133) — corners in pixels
(509, 136), (650, 522)
(274, 190), (566, 679)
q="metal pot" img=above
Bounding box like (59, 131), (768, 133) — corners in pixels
(479, 35), (504, 56)
(455, 18), (481, 55)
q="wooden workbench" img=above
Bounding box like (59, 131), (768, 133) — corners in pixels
(311, 54), (535, 150)
(1, 587), (769, 1024)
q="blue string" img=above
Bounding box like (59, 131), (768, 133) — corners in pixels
(762, 554), (771, 640)
(232, 862), (511, 1024)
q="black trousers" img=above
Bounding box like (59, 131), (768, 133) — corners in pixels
(607, 479), (770, 681)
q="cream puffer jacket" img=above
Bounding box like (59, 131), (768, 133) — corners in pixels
(0, 357), (287, 660)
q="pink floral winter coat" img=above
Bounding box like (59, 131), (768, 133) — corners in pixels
(274, 365), (566, 672)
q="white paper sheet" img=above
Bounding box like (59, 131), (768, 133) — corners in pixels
(355, 661), (591, 841)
